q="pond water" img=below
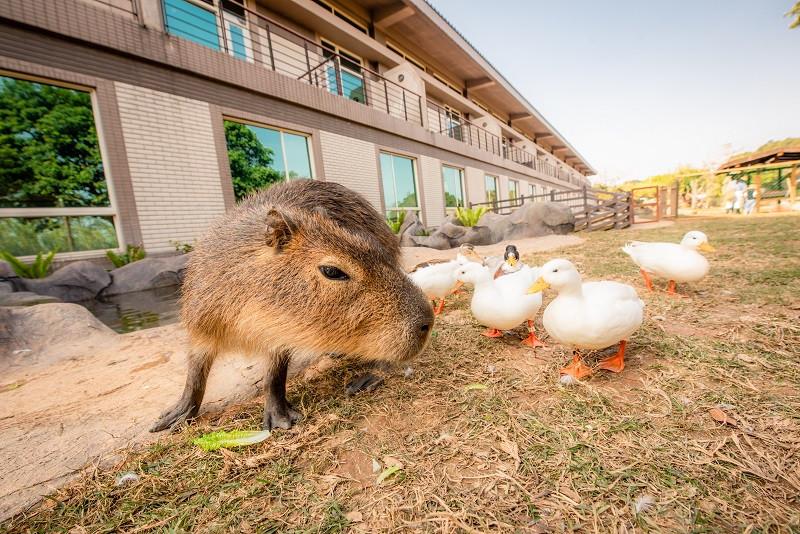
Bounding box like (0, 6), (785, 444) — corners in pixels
(82, 285), (182, 333)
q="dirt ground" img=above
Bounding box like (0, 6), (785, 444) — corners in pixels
(3, 215), (800, 532)
(0, 232), (584, 523)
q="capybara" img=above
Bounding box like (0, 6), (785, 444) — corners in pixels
(151, 180), (433, 431)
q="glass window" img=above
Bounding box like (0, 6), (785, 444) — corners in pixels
(322, 41), (365, 104)
(380, 152), (418, 219)
(485, 175), (498, 203)
(442, 166), (465, 208)
(528, 183), (537, 201)
(0, 75), (118, 257)
(163, 0), (221, 51)
(223, 120), (313, 200)
(228, 22), (247, 60)
(508, 180), (519, 200)
(0, 216), (118, 256)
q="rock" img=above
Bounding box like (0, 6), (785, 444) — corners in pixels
(399, 231), (418, 248)
(478, 201), (575, 242)
(397, 211), (420, 236)
(0, 291), (62, 307)
(443, 214), (463, 227)
(438, 222), (467, 240)
(19, 261), (111, 303)
(411, 233), (452, 250)
(453, 225), (493, 246)
(0, 260), (15, 278)
(102, 255), (189, 297)
(0, 281), (13, 294)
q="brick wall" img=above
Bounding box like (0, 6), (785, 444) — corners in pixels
(318, 131), (382, 212)
(115, 83), (227, 253)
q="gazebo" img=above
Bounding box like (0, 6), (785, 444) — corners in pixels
(718, 146), (800, 213)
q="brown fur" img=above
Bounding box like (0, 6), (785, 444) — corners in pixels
(151, 180), (433, 431)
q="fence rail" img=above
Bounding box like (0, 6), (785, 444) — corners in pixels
(471, 187), (638, 231)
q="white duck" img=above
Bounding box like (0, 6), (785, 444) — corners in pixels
(527, 259), (644, 380)
(622, 231), (714, 295)
(455, 262), (544, 347)
(409, 255), (469, 315)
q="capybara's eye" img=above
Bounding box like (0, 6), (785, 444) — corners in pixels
(319, 265), (349, 281)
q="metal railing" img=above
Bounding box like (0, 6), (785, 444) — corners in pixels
(158, 0), (422, 126)
(298, 56), (423, 125)
(426, 100), (574, 181)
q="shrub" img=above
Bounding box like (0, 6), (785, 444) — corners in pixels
(171, 240), (195, 254)
(0, 249), (55, 278)
(454, 206), (487, 227)
(386, 211), (407, 234)
(107, 244), (146, 268)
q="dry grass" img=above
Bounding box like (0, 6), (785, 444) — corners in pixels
(4, 214), (800, 533)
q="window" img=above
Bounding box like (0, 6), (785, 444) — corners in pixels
(442, 166), (465, 209)
(223, 120), (313, 201)
(528, 183), (537, 201)
(508, 179), (519, 201)
(0, 75), (119, 257)
(380, 152), (419, 220)
(163, 0), (251, 61)
(484, 175), (498, 203)
(321, 40), (366, 104)
(431, 71), (462, 95)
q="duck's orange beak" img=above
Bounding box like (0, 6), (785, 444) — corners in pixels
(527, 277), (549, 294)
(699, 242), (715, 252)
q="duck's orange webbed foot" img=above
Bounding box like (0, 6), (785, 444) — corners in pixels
(521, 320), (546, 348)
(560, 352), (593, 379)
(481, 328), (504, 338)
(434, 298), (446, 316)
(597, 340), (626, 373)
(640, 269), (655, 292)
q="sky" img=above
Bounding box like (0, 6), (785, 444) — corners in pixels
(429, 0), (800, 184)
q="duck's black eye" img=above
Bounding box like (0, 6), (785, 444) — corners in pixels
(553, 268), (559, 273)
(319, 265), (349, 280)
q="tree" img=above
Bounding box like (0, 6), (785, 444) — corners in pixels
(787, 1), (800, 28)
(0, 76), (108, 208)
(223, 121), (284, 200)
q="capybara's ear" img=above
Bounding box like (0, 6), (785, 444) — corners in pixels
(265, 208), (295, 250)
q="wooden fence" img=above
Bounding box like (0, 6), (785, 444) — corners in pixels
(469, 187), (637, 231)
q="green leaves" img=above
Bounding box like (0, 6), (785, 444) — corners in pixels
(192, 430), (271, 451)
(454, 206), (487, 227)
(224, 121), (284, 201)
(106, 244), (146, 268)
(0, 249), (54, 278)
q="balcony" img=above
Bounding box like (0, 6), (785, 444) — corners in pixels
(159, 0), (422, 125)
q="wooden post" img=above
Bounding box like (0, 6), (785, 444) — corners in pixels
(789, 164), (798, 209)
(655, 187), (661, 221)
(755, 173), (762, 213)
(673, 181), (680, 218)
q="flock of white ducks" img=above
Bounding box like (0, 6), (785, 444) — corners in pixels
(409, 231), (714, 381)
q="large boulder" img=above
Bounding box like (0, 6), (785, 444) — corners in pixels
(397, 211), (426, 248)
(0, 291), (61, 307)
(20, 261), (111, 302)
(411, 233), (452, 250)
(102, 255), (189, 297)
(479, 201), (575, 242)
(453, 225), (493, 246)
(437, 222), (467, 240)
(0, 260), (15, 278)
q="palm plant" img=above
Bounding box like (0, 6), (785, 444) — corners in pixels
(386, 211), (407, 234)
(454, 206), (487, 227)
(106, 244), (146, 268)
(0, 250), (56, 278)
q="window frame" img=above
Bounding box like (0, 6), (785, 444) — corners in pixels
(379, 150), (421, 221)
(163, 0), (253, 61)
(223, 117), (317, 183)
(0, 71), (123, 260)
(441, 164), (466, 211)
(508, 179), (519, 201)
(484, 174), (498, 204)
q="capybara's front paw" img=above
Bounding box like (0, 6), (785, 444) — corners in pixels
(345, 372), (385, 396)
(149, 402), (198, 433)
(263, 403), (302, 430)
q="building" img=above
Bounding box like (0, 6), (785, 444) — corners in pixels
(0, 0), (595, 260)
